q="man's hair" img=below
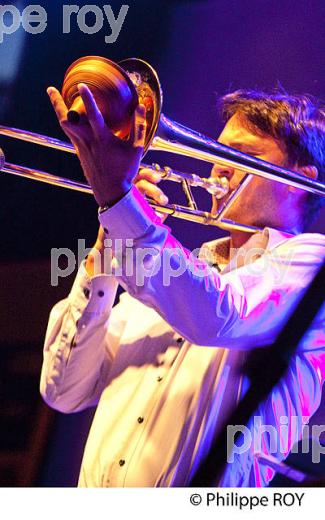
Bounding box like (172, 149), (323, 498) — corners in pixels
(219, 89), (325, 230)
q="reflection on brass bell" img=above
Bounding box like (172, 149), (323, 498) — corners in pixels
(62, 56), (138, 139)
(61, 56), (163, 152)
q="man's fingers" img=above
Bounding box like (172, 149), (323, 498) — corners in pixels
(47, 87), (68, 124)
(77, 83), (106, 135)
(47, 86), (85, 148)
(134, 167), (162, 185)
(131, 104), (147, 148)
(135, 179), (169, 205)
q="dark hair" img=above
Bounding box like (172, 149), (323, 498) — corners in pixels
(219, 89), (325, 230)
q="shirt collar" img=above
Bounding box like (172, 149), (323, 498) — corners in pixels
(199, 227), (294, 273)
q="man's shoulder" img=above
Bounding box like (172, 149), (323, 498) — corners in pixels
(288, 231), (325, 244)
(269, 232), (325, 273)
(272, 231), (325, 253)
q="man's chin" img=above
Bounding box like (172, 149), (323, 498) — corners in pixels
(212, 197), (239, 218)
(211, 202), (258, 229)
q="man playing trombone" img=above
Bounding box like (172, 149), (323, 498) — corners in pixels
(41, 82), (325, 487)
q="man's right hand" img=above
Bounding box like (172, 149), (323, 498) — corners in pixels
(85, 167), (169, 277)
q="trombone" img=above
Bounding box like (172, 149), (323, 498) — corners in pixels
(1, 57), (324, 232)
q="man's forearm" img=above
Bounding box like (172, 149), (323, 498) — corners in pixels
(41, 259), (120, 413)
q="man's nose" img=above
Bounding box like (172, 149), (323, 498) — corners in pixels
(210, 163), (235, 179)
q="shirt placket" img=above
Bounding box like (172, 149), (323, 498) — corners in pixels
(103, 335), (185, 487)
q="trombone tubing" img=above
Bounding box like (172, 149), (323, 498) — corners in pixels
(1, 123), (325, 196)
(0, 161), (221, 226)
(0, 125), (228, 198)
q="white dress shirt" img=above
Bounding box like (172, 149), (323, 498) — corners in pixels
(40, 186), (325, 487)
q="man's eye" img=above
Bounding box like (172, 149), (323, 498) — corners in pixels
(245, 151), (263, 157)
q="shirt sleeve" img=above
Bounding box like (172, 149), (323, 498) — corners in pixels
(40, 261), (127, 413)
(98, 186), (325, 350)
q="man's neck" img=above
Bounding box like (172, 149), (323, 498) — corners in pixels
(229, 231), (255, 260)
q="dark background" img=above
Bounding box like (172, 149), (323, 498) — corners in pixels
(0, 0), (324, 486)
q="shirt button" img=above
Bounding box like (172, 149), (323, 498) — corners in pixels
(137, 417), (144, 424)
(98, 290), (105, 297)
(119, 459), (125, 467)
(157, 376), (163, 382)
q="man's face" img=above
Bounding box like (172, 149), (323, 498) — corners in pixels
(211, 112), (292, 231)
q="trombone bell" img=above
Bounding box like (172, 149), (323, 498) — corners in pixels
(61, 56), (163, 151)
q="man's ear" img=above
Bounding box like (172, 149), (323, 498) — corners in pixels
(288, 165), (318, 193)
(297, 165), (318, 180)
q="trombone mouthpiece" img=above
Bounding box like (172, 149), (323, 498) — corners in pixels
(205, 176), (229, 198)
(0, 147), (5, 170)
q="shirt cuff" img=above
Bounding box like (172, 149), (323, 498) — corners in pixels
(98, 185), (163, 241)
(68, 260), (119, 316)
